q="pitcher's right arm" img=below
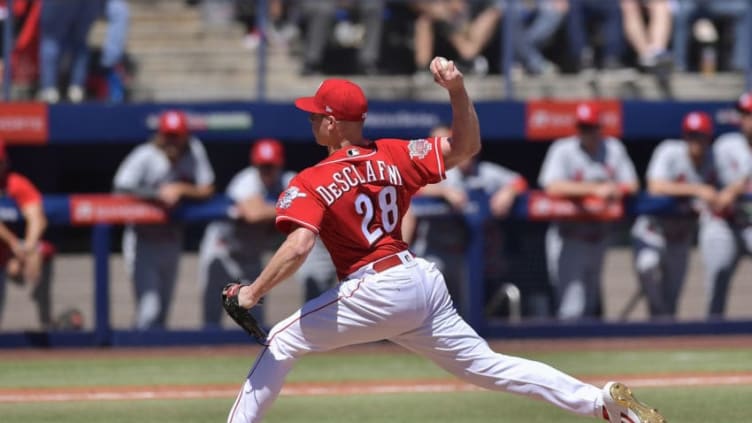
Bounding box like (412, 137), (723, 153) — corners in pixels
(429, 57), (481, 170)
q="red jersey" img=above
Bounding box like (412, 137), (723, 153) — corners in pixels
(276, 137), (446, 278)
(0, 172), (42, 264)
(1, 172), (42, 207)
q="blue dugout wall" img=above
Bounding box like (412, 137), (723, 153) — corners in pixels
(0, 99), (751, 347)
(2, 191), (752, 348)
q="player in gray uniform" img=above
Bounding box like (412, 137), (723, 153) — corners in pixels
(443, 144), (528, 220)
(198, 139), (295, 328)
(113, 110), (215, 329)
(411, 125), (528, 314)
(631, 111), (717, 319)
(200, 139), (335, 321)
(538, 102), (639, 320)
(699, 92), (752, 317)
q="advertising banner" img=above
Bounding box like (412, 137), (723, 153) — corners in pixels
(527, 191), (624, 221)
(525, 100), (622, 141)
(69, 194), (167, 225)
(0, 102), (48, 144)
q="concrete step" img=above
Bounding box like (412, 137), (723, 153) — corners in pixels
(125, 36), (250, 51)
(139, 73), (310, 90)
(135, 56), (297, 75)
(509, 71), (745, 100)
(143, 87), (259, 101)
(126, 47), (255, 58)
(91, 19), (242, 43)
(138, 71), (256, 81)
(131, 50), (256, 67)
(132, 70), (748, 102)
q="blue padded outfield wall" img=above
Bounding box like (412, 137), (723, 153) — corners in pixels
(0, 99), (750, 348)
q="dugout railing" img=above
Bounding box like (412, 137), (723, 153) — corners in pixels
(1, 191), (752, 348)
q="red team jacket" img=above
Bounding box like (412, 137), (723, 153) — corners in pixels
(275, 137), (446, 279)
(0, 172), (43, 265)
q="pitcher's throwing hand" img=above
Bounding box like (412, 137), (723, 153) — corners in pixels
(430, 56), (463, 91)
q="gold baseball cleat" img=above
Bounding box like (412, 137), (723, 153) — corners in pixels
(602, 381), (667, 423)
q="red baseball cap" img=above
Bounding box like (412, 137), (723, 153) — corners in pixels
(294, 79), (368, 122)
(574, 101), (602, 126)
(159, 110), (189, 135)
(737, 91), (752, 113)
(251, 138), (284, 166)
(682, 111), (713, 136)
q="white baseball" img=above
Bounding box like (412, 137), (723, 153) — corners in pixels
(436, 57), (449, 71)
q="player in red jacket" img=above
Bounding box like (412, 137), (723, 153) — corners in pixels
(223, 58), (665, 423)
(0, 138), (55, 329)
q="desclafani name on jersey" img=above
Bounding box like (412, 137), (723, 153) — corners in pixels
(316, 160), (404, 206)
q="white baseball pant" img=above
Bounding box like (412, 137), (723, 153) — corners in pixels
(227, 252), (603, 422)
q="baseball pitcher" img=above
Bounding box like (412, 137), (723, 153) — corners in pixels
(221, 62), (664, 422)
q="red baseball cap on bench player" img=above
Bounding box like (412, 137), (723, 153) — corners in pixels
(294, 79), (368, 122)
(574, 101), (602, 127)
(737, 91), (752, 114)
(682, 111), (713, 136)
(251, 138), (285, 166)
(159, 110), (189, 135)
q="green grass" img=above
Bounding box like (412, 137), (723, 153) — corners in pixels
(519, 348), (752, 375)
(2, 387), (752, 423)
(1, 348), (750, 388)
(1, 346), (751, 422)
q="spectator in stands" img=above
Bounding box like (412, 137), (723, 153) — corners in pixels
(699, 92), (752, 318)
(0, 138), (55, 330)
(234, 0), (299, 51)
(299, 0), (384, 75)
(631, 111), (717, 320)
(98, 0), (130, 103)
(113, 110), (215, 330)
(197, 138), (294, 328)
(512, 0), (568, 76)
(37, 0), (99, 103)
(411, 0), (500, 77)
(672, 0), (751, 73)
(0, 0), (41, 99)
(409, 124), (527, 315)
(620, 0), (672, 70)
(566, 0), (624, 71)
(538, 102), (639, 320)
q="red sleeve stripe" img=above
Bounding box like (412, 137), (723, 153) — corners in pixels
(435, 137), (446, 180)
(275, 216), (320, 233)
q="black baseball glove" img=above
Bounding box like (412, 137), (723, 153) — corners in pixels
(222, 281), (268, 344)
